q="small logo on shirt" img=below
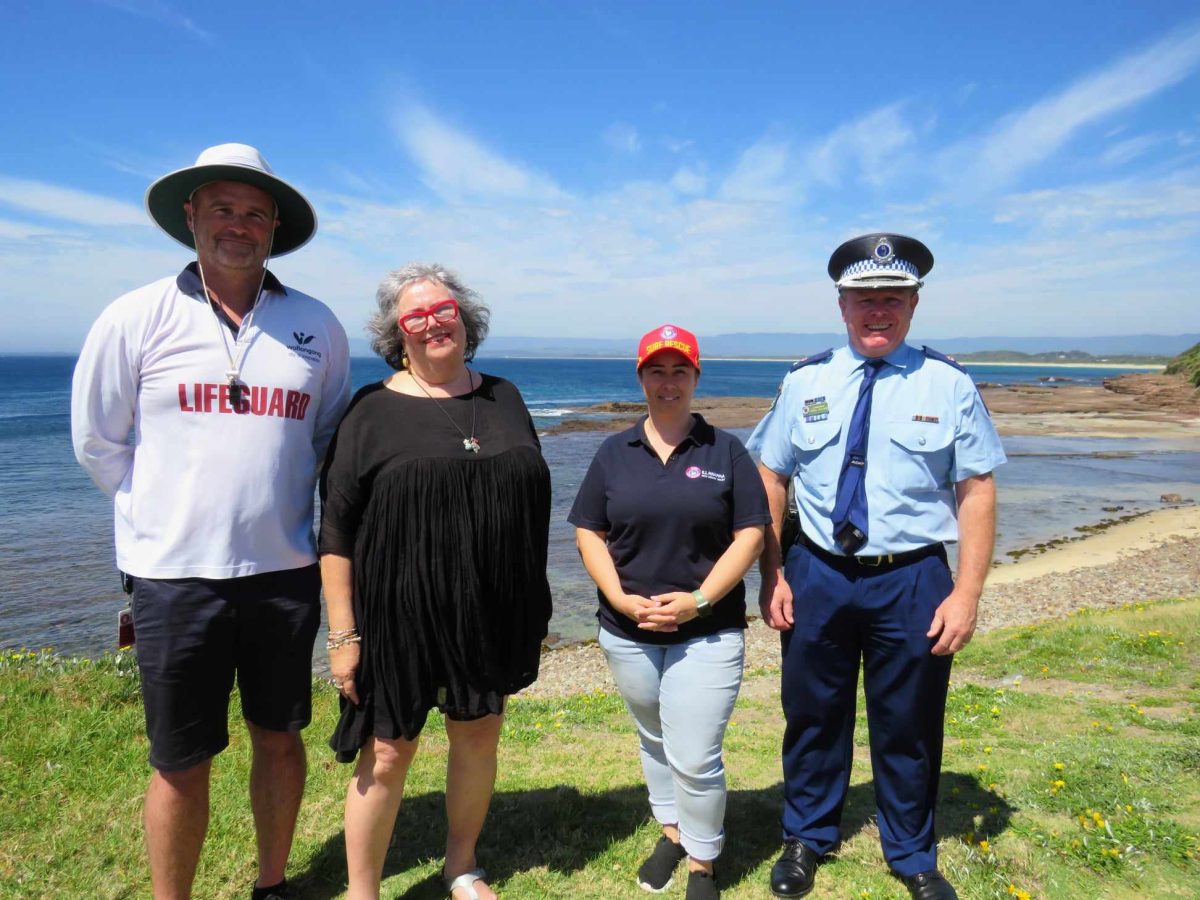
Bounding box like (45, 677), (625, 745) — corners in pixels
(287, 330), (323, 361)
(912, 414), (940, 423)
(803, 396), (829, 422)
(685, 466), (726, 482)
(685, 466), (701, 479)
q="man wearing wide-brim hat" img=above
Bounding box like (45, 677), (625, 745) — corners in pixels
(748, 234), (1006, 900)
(71, 144), (351, 899)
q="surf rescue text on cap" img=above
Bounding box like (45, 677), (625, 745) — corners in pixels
(636, 324), (701, 372)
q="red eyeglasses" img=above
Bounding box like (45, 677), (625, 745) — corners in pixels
(398, 298), (460, 335)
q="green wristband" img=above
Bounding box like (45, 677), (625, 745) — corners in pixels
(691, 589), (712, 618)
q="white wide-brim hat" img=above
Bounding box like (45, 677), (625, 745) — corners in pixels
(145, 143), (317, 257)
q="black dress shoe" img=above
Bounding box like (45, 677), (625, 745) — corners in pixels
(769, 838), (819, 898)
(901, 870), (958, 900)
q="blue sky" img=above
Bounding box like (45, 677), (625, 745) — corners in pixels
(3, 1), (1199, 352)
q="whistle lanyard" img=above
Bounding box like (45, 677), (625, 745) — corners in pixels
(198, 260), (269, 407)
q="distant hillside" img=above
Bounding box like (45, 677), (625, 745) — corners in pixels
(348, 332), (1200, 360)
(1164, 341), (1200, 387)
(954, 350), (1169, 365)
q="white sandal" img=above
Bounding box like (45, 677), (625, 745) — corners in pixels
(445, 867), (489, 900)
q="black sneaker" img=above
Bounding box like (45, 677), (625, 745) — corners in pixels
(637, 835), (687, 892)
(250, 880), (292, 900)
(686, 869), (720, 899)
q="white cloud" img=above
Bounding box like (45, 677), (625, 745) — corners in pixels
(954, 82), (979, 105)
(807, 104), (916, 188)
(994, 170), (1200, 228)
(719, 137), (792, 202)
(1100, 133), (1164, 166)
(92, 0), (211, 42)
(944, 22), (1200, 195)
(669, 166), (707, 195)
(0, 177), (146, 227)
(603, 122), (641, 155)
(392, 105), (569, 203)
(662, 136), (695, 154)
(0, 218), (61, 240)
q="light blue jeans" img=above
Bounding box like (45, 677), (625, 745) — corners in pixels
(599, 627), (746, 861)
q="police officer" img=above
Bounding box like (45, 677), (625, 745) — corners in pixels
(748, 234), (1006, 900)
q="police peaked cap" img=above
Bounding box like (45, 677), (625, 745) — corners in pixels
(827, 233), (934, 289)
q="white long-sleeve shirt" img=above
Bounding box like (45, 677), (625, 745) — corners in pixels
(71, 265), (352, 579)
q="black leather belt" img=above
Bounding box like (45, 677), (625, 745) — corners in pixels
(798, 532), (945, 571)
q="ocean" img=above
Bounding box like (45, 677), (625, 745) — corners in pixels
(3, 354), (1196, 658)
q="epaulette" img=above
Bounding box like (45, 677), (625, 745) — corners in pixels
(788, 348), (834, 372)
(766, 349), (833, 414)
(923, 345), (991, 412)
(921, 345), (969, 375)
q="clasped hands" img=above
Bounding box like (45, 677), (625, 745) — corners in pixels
(616, 591), (700, 631)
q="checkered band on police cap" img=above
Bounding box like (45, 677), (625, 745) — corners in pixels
(838, 257), (920, 281)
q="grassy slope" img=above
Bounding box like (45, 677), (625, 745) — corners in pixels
(2, 599), (1198, 899)
(1163, 341), (1200, 387)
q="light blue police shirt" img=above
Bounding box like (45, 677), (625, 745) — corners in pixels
(748, 343), (1007, 555)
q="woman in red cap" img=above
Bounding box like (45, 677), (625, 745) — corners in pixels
(568, 324), (769, 899)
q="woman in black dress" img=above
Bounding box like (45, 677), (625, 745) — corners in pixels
(319, 263), (551, 900)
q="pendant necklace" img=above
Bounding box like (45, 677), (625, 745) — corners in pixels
(410, 369), (480, 452)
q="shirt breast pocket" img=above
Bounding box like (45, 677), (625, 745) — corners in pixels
(790, 419), (842, 493)
(887, 421), (954, 492)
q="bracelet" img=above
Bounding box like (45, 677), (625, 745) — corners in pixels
(326, 631), (361, 651)
(691, 589), (713, 618)
(328, 627), (357, 638)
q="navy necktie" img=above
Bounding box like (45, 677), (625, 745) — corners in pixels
(832, 358), (887, 555)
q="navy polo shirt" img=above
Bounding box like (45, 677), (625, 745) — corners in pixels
(568, 414), (770, 645)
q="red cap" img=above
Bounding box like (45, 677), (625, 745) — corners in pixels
(636, 324), (701, 372)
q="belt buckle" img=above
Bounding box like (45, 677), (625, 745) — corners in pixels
(857, 553), (893, 567)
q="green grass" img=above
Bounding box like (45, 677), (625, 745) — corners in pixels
(3, 598), (1200, 898)
(1164, 340), (1200, 387)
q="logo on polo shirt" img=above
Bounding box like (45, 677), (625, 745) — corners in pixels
(686, 466), (701, 479)
(685, 466), (726, 482)
(287, 329), (323, 361)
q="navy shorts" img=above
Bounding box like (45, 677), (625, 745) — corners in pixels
(131, 564), (321, 772)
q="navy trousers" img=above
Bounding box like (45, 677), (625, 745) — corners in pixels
(779, 542), (954, 876)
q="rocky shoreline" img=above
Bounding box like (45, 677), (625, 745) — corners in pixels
(522, 522), (1200, 699)
(447, 372), (1200, 699)
(544, 373), (1200, 439)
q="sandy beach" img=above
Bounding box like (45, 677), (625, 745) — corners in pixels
(524, 371), (1200, 698)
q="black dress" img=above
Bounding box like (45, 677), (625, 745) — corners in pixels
(319, 374), (551, 761)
